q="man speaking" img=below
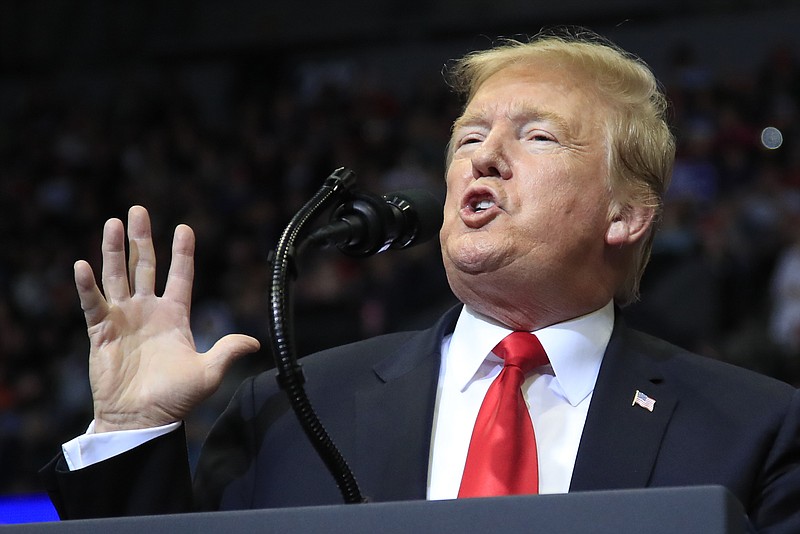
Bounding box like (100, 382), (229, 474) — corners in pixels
(42, 29), (800, 533)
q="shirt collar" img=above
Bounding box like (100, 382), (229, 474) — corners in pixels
(447, 301), (614, 407)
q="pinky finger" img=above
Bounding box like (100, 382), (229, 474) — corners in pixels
(74, 260), (110, 328)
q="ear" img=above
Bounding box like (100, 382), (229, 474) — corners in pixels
(605, 205), (654, 247)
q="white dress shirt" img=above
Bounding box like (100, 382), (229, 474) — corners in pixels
(426, 301), (613, 499)
(62, 420), (179, 471)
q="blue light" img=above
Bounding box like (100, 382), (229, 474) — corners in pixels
(0, 494), (59, 524)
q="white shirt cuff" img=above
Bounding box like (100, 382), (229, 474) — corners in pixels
(61, 420), (181, 471)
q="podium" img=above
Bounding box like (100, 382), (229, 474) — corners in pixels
(5, 486), (750, 533)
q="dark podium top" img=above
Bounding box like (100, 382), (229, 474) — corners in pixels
(6, 486), (750, 534)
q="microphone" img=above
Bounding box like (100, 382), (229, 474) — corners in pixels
(304, 189), (443, 257)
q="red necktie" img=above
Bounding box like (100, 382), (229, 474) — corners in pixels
(458, 332), (549, 498)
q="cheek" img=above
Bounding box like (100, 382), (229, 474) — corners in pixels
(439, 191), (461, 246)
(442, 168), (467, 215)
(444, 162), (465, 192)
(537, 159), (609, 216)
(515, 172), (609, 247)
(442, 185), (460, 211)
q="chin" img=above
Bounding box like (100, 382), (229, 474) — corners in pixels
(444, 251), (500, 276)
(443, 255), (510, 315)
(443, 232), (508, 274)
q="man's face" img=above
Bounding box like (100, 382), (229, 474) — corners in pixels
(440, 63), (618, 328)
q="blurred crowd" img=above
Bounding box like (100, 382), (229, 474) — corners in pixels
(0, 38), (799, 494)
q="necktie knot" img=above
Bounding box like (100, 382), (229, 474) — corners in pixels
(492, 331), (549, 375)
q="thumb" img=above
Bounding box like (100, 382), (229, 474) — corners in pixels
(203, 334), (261, 382)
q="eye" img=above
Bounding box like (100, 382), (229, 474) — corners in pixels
(455, 133), (483, 150)
(528, 130), (558, 143)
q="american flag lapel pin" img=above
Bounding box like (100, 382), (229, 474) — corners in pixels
(632, 390), (656, 412)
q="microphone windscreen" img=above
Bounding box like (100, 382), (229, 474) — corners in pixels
(383, 189), (443, 250)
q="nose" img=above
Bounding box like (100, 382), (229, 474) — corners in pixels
(470, 132), (512, 181)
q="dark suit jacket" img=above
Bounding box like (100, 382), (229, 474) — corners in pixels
(42, 307), (800, 532)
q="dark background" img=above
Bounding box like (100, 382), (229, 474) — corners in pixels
(1, 0), (800, 496)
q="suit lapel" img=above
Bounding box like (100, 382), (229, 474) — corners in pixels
(354, 307), (460, 502)
(570, 316), (678, 492)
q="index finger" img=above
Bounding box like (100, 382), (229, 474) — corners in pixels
(163, 224), (195, 310)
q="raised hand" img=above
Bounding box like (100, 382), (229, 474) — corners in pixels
(74, 206), (260, 433)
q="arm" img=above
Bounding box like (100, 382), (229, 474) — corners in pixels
(42, 424), (194, 518)
(43, 206), (260, 518)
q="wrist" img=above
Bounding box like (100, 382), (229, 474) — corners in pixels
(93, 413), (179, 433)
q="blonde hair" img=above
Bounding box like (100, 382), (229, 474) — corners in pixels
(446, 28), (675, 305)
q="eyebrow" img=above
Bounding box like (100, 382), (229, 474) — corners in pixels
(453, 101), (573, 138)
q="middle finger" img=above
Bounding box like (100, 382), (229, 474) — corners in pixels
(127, 205), (157, 296)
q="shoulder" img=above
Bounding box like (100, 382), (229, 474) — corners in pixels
(619, 322), (798, 414)
(247, 305), (461, 399)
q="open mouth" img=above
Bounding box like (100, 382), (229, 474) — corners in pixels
(460, 187), (502, 228)
(471, 197), (496, 213)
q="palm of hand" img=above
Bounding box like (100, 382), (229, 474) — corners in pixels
(89, 296), (206, 431)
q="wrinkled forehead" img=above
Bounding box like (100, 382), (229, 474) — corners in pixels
(464, 59), (609, 113)
(446, 63), (614, 155)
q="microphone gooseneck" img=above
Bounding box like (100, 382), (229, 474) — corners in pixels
(268, 167), (367, 504)
(268, 167), (443, 505)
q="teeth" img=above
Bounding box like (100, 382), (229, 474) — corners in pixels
(474, 199), (495, 212)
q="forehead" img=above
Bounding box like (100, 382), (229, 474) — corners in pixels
(456, 63), (608, 129)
